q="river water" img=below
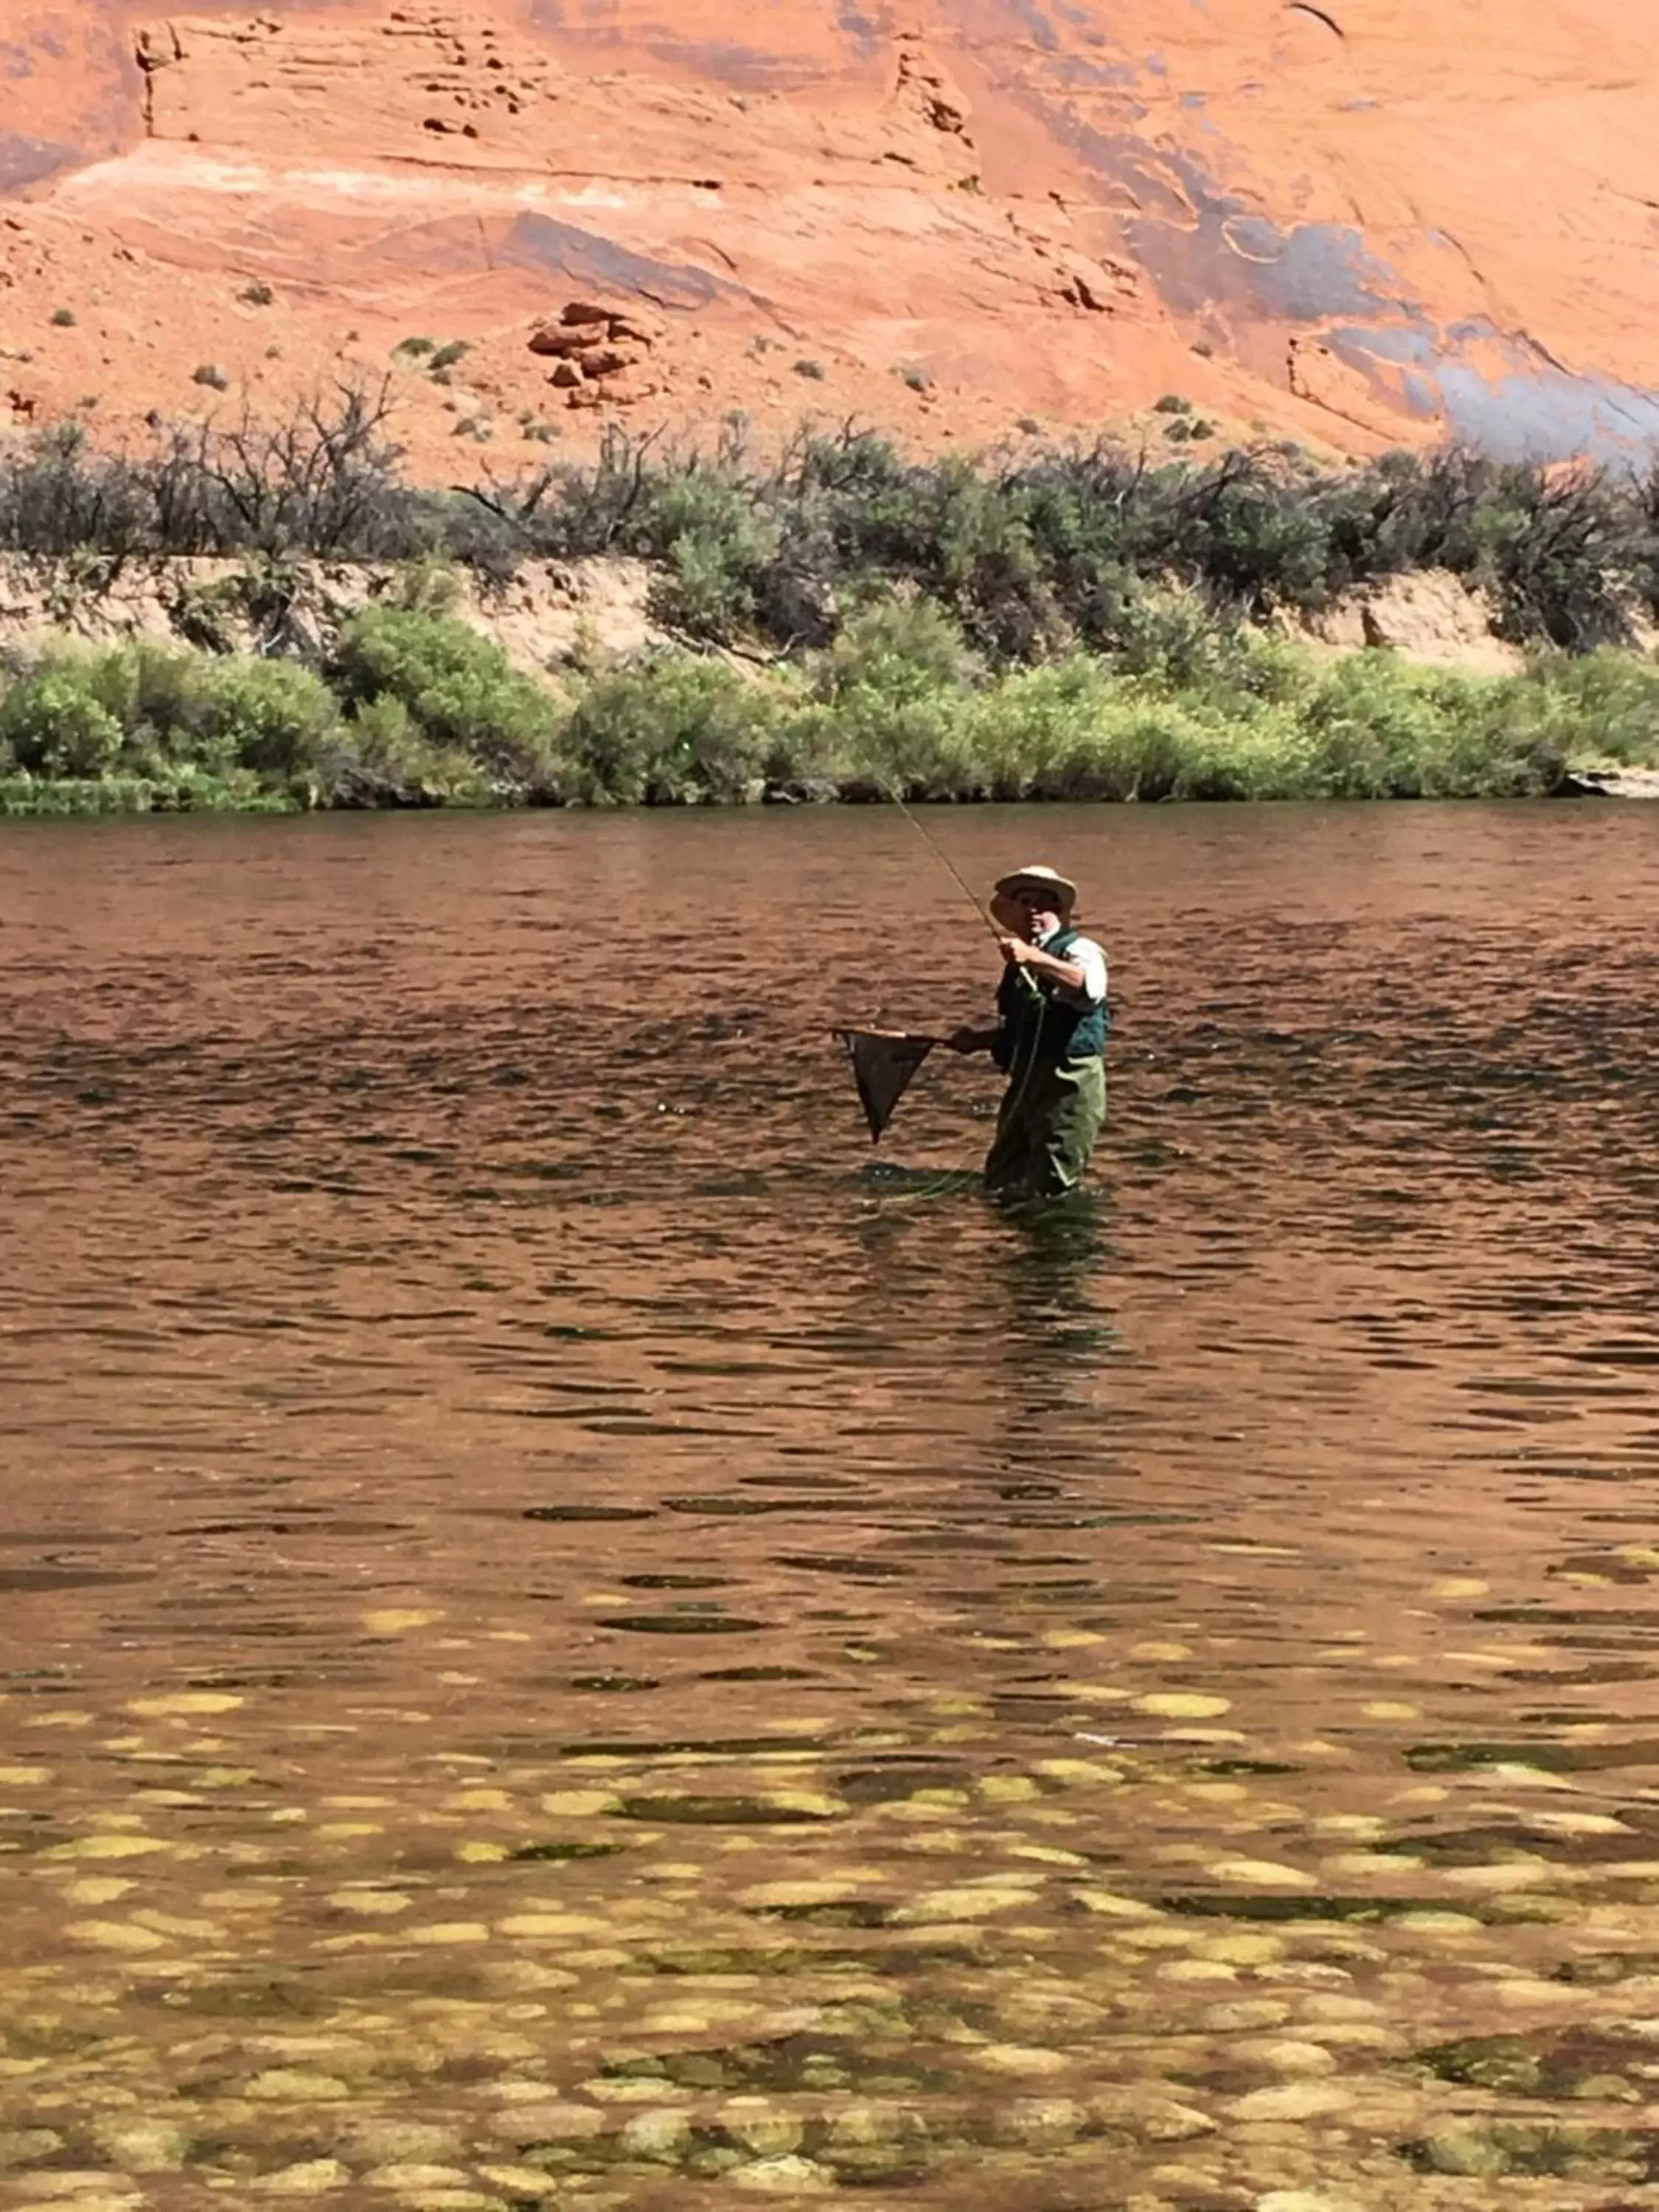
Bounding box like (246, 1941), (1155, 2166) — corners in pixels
(2, 804), (1658, 2212)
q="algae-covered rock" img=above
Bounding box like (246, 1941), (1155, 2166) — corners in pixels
(617, 2109), (693, 2163)
(1419, 2127), (1513, 2178)
(0, 2130), (65, 2170)
(821, 2102), (917, 2149)
(1416, 2027), (1652, 2101)
(687, 2146), (750, 2177)
(91, 2118), (194, 2171)
(1571, 2072), (1640, 2101)
(718, 2101), (804, 2157)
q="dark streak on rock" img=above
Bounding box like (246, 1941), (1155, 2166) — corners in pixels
(0, 132), (76, 193)
(1287, 3), (1346, 38)
(502, 213), (727, 310)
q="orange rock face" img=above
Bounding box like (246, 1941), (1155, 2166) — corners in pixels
(1, 1), (1656, 476)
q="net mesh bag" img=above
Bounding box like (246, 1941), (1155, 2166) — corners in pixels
(832, 1029), (939, 1144)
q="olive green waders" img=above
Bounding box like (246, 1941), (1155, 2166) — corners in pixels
(983, 1054), (1106, 1198)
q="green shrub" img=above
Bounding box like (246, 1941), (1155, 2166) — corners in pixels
(788, 597), (985, 795)
(328, 606), (561, 787)
(1522, 647), (1659, 763)
(1471, 465), (1638, 648)
(644, 470), (785, 641)
(813, 595), (983, 702)
(189, 658), (341, 776)
(388, 554), (465, 617)
(562, 655), (780, 804)
(962, 661), (1308, 802)
(325, 693), (489, 804)
(0, 665), (125, 776)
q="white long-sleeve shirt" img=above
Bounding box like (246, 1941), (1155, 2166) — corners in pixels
(1034, 920), (1107, 1007)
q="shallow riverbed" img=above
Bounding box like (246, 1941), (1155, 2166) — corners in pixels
(2, 803), (1658, 2212)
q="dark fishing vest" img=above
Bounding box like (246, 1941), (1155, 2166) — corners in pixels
(993, 928), (1109, 1071)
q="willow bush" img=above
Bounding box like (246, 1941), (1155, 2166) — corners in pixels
(1, 595), (1656, 815)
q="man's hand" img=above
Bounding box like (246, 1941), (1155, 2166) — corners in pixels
(947, 1026), (996, 1055)
(1001, 935), (1086, 994)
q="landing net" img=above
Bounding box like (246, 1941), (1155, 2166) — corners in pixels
(832, 1028), (939, 1144)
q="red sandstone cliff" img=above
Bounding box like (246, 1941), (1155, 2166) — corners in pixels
(1, 2), (1656, 475)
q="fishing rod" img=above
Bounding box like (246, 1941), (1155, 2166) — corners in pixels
(877, 779), (1004, 942)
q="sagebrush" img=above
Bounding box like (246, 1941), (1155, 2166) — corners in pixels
(4, 398), (1659, 660)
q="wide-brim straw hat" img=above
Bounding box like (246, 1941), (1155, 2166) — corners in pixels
(992, 863), (1078, 922)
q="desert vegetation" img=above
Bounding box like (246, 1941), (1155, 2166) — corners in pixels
(2, 390), (1658, 813)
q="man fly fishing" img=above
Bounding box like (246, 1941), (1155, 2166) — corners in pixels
(948, 864), (1109, 1199)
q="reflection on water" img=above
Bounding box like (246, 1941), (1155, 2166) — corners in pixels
(2, 804), (1658, 2211)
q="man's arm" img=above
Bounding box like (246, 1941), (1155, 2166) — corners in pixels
(946, 1025), (1001, 1056)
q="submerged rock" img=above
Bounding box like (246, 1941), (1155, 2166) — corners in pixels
(990, 2096), (1088, 2147)
(361, 2164), (475, 2189)
(0, 2130), (64, 2169)
(476, 2169), (562, 2199)
(243, 2070), (353, 2101)
(259, 2160), (353, 2194)
(345, 2122), (467, 2167)
(731, 2154), (835, 2192)
(968, 2043), (1069, 2077)
(1231, 2039), (1339, 2078)
(1255, 2193), (1365, 2212)
(1229, 2081), (1353, 2121)
(504, 2102), (609, 2145)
